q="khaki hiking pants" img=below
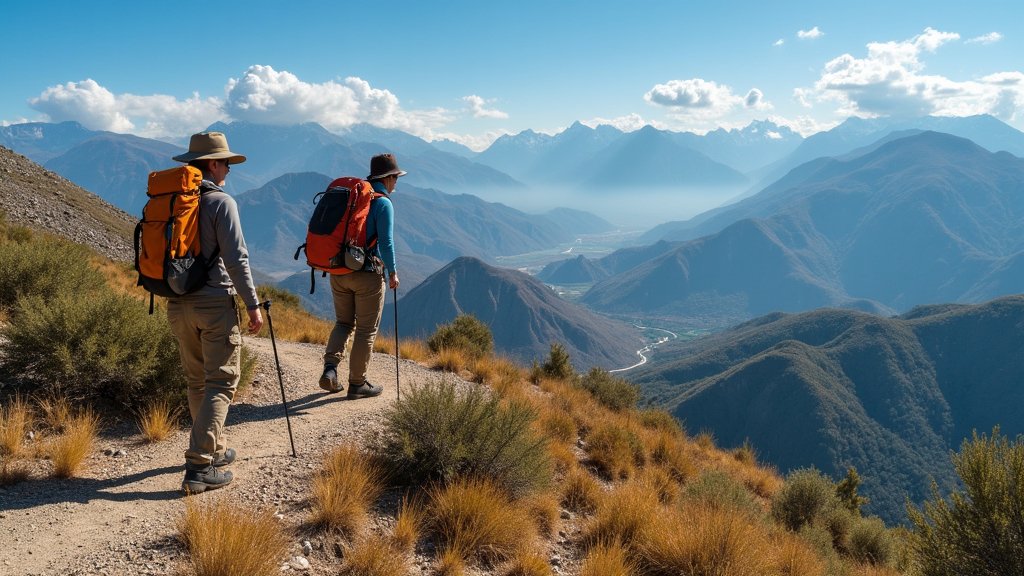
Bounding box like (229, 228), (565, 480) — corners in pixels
(167, 295), (241, 468)
(324, 271), (386, 385)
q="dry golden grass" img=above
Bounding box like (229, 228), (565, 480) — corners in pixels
(93, 256), (140, 296)
(179, 497), (289, 576)
(37, 396), (72, 433)
(546, 441), (578, 474)
(523, 491), (560, 538)
(0, 394), (33, 457)
(432, 347), (469, 373)
(50, 408), (98, 478)
(579, 540), (636, 576)
(534, 402), (577, 445)
(649, 429), (696, 483)
(694, 431), (716, 451)
(732, 440), (757, 466)
(398, 339), (431, 362)
(472, 356), (525, 396)
(136, 399), (181, 443)
(638, 465), (680, 505)
(373, 334), (396, 354)
(846, 563), (903, 576)
(428, 477), (536, 565)
(1, 457), (31, 486)
(736, 461), (784, 500)
(434, 547), (467, 576)
(770, 531), (826, 576)
(310, 445), (385, 535)
(635, 501), (768, 576)
(561, 466), (602, 514)
(586, 419), (643, 480)
(469, 354), (498, 384)
(339, 538), (407, 576)
(583, 481), (660, 549)
(501, 551), (552, 576)
(391, 494), (427, 553)
(256, 307), (330, 344)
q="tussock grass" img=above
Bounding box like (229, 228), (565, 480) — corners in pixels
(636, 502), (767, 576)
(310, 445), (385, 535)
(638, 408), (683, 435)
(523, 491), (560, 537)
(501, 551), (552, 576)
(583, 481), (660, 549)
(771, 531), (826, 576)
(586, 419), (644, 480)
(50, 408), (98, 478)
(428, 478), (536, 565)
(137, 398), (181, 443)
(0, 457), (31, 486)
(580, 540), (635, 576)
(179, 497), (288, 576)
(434, 547), (466, 576)
(649, 430), (696, 483)
(682, 470), (762, 517)
(534, 402), (576, 445)
(638, 466), (680, 505)
(732, 440), (757, 465)
(398, 339), (431, 362)
(373, 333), (395, 354)
(432, 346), (469, 373)
(0, 394), (33, 457)
(561, 466), (602, 514)
(391, 494), (426, 553)
(37, 396), (72, 433)
(339, 538), (407, 576)
(734, 460), (783, 500)
(546, 441), (578, 474)
(694, 431), (716, 451)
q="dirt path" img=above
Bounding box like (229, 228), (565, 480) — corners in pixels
(0, 336), (441, 576)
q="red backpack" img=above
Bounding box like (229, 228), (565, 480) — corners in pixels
(294, 177), (384, 293)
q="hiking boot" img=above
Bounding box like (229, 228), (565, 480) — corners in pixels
(181, 465), (233, 494)
(347, 380), (383, 399)
(212, 447), (236, 468)
(319, 364), (342, 393)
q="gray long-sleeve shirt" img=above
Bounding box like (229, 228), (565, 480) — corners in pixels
(171, 180), (259, 308)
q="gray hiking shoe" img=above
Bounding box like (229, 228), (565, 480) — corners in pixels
(319, 364), (342, 393)
(212, 447), (236, 468)
(181, 465), (233, 494)
(347, 380), (383, 399)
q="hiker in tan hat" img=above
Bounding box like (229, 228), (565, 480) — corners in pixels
(319, 153), (403, 398)
(169, 131), (263, 493)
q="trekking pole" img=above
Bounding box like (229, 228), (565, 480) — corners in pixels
(261, 299), (297, 458)
(393, 287), (400, 401)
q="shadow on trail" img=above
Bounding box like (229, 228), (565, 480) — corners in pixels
(227, 390), (355, 426)
(0, 464), (183, 512)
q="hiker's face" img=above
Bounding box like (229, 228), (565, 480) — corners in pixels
(210, 159), (230, 185)
(385, 174), (398, 193)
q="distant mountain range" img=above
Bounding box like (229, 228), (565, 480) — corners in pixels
(629, 295), (1024, 524)
(384, 256), (643, 370)
(579, 131), (1024, 324)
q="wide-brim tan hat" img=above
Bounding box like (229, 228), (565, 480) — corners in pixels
(172, 131), (247, 164)
(367, 153), (407, 180)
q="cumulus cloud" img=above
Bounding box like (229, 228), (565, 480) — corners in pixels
(430, 129), (511, 152)
(810, 27), (1024, 121)
(644, 78), (744, 115)
(744, 88), (772, 110)
(798, 26), (824, 40)
(774, 39), (785, 47)
(966, 32), (1002, 45)
(28, 79), (222, 136)
(462, 95), (508, 119)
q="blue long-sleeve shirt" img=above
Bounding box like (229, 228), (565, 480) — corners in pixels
(368, 181), (397, 276)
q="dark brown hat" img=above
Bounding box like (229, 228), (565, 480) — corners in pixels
(367, 153), (407, 180)
(172, 131), (246, 164)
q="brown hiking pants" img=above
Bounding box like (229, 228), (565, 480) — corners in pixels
(324, 271), (386, 384)
(167, 295), (241, 468)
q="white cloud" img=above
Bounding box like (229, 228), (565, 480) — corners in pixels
(581, 113), (649, 132)
(28, 79), (222, 136)
(462, 95), (508, 119)
(744, 88), (772, 110)
(774, 38), (785, 47)
(644, 78), (744, 116)
(809, 27), (1024, 121)
(429, 129), (511, 152)
(797, 26), (824, 40)
(966, 32), (1002, 45)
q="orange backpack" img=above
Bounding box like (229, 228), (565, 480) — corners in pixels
(293, 176), (384, 293)
(133, 166), (217, 310)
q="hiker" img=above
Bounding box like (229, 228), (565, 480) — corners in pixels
(319, 153), (402, 398)
(168, 131), (263, 494)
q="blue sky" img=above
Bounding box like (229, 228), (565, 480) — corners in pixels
(2, 0), (1021, 149)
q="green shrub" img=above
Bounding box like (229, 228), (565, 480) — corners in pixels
(576, 367), (640, 412)
(682, 470), (761, 516)
(771, 467), (838, 532)
(908, 427), (1024, 576)
(536, 343), (574, 381)
(376, 378), (551, 498)
(0, 234), (105, 311)
(835, 466), (869, 514)
(427, 314), (494, 360)
(820, 503), (856, 553)
(0, 292), (183, 409)
(847, 516), (893, 566)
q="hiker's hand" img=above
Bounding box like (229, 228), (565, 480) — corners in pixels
(388, 272), (400, 290)
(247, 308), (263, 334)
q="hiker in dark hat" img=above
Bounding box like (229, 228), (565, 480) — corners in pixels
(169, 131), (263, 494)
(319, 153), (402, 398)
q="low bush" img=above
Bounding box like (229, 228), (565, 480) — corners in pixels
(427, 314), (493, 360)
(377, 379), (552, 498)
(535, 343), (574, 381)
(682, 470), (761, 517)
(1, 292), (184, 410)
(576, 368), (640, 412)
(179, 497), (288, 576)
(0, 233), (105, 311)
(847, 516), (894, 566)
(771, 467), (838, 532)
